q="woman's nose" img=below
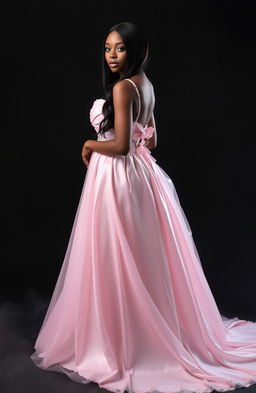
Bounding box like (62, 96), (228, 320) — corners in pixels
(110, 49), (117, 58)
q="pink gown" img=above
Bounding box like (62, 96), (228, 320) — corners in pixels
(31, 78), (256, 393)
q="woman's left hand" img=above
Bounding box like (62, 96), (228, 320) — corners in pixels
(81, 141), (93, 167)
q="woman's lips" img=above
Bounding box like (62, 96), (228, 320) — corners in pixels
(109, 63), (119, 67)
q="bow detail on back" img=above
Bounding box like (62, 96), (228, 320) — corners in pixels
(132, 123), (157, 164)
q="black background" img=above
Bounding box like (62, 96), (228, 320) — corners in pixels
(1, 1), (256, 392)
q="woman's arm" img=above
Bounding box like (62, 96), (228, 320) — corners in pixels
(83, 80), (134, 156)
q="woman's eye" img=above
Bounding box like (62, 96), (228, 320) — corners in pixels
(104, 46), (126, 52)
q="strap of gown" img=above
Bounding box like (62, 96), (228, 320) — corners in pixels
(124, 78), (141, 123)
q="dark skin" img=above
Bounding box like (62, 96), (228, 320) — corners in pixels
(81, 30), (157, 167)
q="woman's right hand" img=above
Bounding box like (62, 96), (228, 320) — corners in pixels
(81, 141), (93, 167)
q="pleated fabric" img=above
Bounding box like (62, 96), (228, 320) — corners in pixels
(31, 96), (256, 393)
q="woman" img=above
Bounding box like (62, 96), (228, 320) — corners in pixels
(31, 22), (256, 393)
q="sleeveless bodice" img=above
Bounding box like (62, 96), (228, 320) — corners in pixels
(89, 79), (156, 163)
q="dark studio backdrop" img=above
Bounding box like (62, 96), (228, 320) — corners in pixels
(1, 1), (256, 392)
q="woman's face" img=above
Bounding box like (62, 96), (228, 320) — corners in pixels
(104, 31), (127, 77)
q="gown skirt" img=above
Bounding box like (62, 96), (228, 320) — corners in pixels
(31, 92), (256, 393)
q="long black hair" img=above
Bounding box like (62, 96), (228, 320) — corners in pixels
(98, 22), (149, 136)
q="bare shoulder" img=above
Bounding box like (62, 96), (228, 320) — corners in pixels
(145, 76), (155, 101)
(112, 79), (135, 101)
(146, 76), (154, 93)
(145, 74), (153, 86)
(133, 72), (154, 86)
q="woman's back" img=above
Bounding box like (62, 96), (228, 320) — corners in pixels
(125, 72), (155, 128)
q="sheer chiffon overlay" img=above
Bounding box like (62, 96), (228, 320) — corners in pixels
(31, 79), (256, 393)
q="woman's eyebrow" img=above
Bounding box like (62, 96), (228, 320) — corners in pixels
(105, 41), (124, 45)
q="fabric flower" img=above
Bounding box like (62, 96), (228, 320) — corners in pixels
(89, 98), (105, 132)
